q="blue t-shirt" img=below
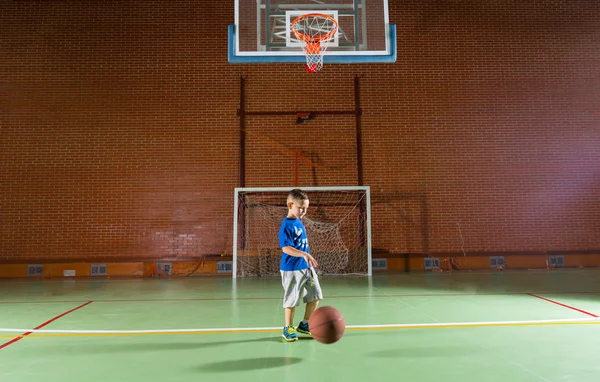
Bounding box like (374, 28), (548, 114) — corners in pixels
(278, 217), (310, 271)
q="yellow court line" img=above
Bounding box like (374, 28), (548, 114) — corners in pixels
(0, 329), (279, 339)
(2, 320), (600, 339)
(350, 320), (600, 331)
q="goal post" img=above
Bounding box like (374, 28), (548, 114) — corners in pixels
(233, 186), (372, 278)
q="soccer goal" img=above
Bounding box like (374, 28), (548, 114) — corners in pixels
(233, 186), (372, 278)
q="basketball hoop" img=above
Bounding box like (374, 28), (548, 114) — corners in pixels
(291, 13), (338, 73)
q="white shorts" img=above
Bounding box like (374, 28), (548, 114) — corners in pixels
(280, 268), (323, 308)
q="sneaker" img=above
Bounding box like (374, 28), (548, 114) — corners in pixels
(296, 321), (311, 336)
(282, 326), (298, 342)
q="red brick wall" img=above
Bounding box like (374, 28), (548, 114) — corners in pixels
(1, 0), (599, 264)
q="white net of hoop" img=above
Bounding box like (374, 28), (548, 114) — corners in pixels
(291, 14), (338, 72)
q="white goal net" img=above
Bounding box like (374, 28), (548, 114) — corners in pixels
(233, 186), (372, 278)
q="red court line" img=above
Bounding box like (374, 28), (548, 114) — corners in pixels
(0, 301), (93, 350)
(528, 294), (598, 318)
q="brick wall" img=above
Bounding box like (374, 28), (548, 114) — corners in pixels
(1, 0), (599, 265)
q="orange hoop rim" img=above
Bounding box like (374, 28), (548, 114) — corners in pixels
(290, 13), (339, 43)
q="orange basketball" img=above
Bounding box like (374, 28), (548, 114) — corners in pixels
(309, 306), (346, 344)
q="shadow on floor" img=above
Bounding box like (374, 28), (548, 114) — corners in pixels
(198, 356), (302, 372)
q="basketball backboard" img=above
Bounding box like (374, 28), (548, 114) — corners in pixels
(229, 0), (396, 65)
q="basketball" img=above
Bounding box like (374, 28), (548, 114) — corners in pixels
(309, 306), (346, 344)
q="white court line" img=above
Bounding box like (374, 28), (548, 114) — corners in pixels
(0, 317), (599, 334)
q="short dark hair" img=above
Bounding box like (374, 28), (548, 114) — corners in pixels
(288, 188), (308, 201)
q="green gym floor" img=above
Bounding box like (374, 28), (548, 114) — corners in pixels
(2, 270), (600, 382)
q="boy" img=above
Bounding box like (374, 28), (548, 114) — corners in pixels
(279, 188), (322, 342)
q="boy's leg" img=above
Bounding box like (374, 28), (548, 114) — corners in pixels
(303, 299), (319, 321)
(297, 268), (323, 335)
(296, 299), (319, 335)
(285, 307), (295, 327)
(281, 271), (300, 342)
(283, 307), (299, 342)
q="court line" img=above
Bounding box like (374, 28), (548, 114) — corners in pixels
(0, 317), (599, 339)
(528, 293), (598, 317)
(3, 291), (600, 304)
(0, 301), (93, 349)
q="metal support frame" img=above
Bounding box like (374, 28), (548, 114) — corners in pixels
(235, 76), (368, 278)
(236, 75), (364, 187)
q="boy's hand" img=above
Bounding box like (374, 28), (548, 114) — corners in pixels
(304, 254), (318, 268)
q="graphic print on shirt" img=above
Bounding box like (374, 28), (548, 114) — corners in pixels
(294, 225), (309, 252)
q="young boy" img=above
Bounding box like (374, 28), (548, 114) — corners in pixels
(279, 188), (322, 342)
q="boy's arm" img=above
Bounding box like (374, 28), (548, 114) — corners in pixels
(282, 246), (319, 268)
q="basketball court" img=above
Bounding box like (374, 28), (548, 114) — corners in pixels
(2, 1), (599, 382)
(2, 270), (600, 382)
